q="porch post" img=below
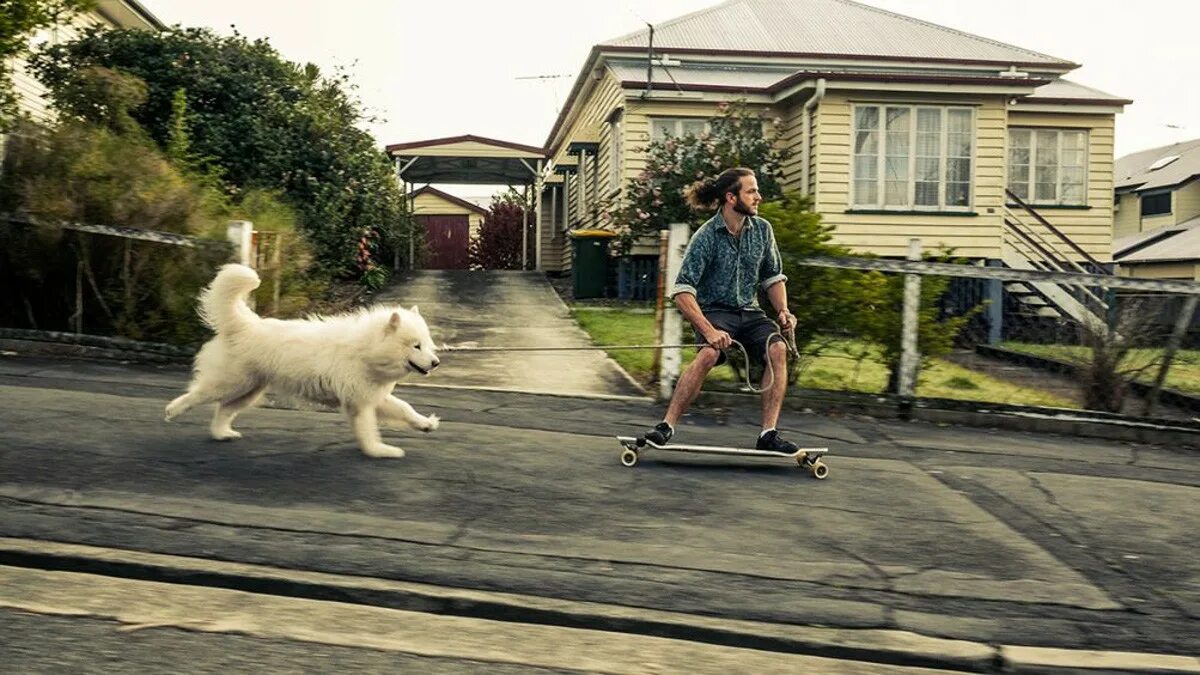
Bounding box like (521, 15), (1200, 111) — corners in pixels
(534, 159), (544, 271)
(897, 238), (922, 400)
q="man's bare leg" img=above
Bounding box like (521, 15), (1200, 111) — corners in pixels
(663, 347), (721, 427)
(760, 340), (789, 431)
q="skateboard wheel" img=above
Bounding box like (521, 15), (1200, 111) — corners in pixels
(620, 449), (639, 467)
(810, 461), (829, 480)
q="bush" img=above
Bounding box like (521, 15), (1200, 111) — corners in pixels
(468, 189), (527, 270)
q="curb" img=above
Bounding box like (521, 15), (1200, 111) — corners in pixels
(3, 538), (1198, 673)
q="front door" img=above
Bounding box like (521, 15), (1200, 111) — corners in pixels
(419, 215), (470, 269)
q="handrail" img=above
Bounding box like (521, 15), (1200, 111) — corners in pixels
(1004, 189), (1111, 273)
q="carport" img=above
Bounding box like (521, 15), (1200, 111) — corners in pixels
(386, 135), (546, 270)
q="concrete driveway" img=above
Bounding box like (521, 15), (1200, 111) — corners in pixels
(375, 270), (645, 398)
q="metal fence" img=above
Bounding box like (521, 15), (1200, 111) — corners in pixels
(657, 226), (1200, 421)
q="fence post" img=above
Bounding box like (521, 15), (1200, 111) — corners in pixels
(985, 259), (1004, 345)
(658, 222), (690, 400)
(897, 238), (922, 401)
(1144, 294), (1199, 417)
(226, 221), (253, 266)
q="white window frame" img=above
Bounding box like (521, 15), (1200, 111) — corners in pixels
(850, 104), (976, 212)
(650, 117), (710, 142)
(1007, 128), (1089, 206)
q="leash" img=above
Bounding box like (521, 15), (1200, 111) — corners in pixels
(441, 329), (800, 394)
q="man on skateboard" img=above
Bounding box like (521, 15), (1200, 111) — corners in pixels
(642, 167), (799, 453)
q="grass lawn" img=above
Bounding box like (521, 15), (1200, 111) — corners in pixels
(571, 303), (1076, 408)
(1002, 342), (1200, 395)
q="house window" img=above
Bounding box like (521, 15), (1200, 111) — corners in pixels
(650, 117), (709, 142)
(1141, 192), (1172, 217)
(852, 105), (974, 210)
(1008, 128), (1088, 205)
(608, 109), (623, 192)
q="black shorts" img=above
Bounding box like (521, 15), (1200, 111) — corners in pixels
(693, 308), (783, 366)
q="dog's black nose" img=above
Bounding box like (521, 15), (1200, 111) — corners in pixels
(431, 358), (440, 369)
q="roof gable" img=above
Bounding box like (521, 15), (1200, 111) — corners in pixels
(602, 0), (1075, 68)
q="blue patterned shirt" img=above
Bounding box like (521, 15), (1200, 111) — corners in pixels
(669, 213), (787, 312)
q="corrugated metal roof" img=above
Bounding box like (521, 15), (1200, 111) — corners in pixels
(1023, 78), (1130, 104)
(601, 0), (1074, 67)
(1115, 138), (1200, 192)
(1115, 216), (1200, 263)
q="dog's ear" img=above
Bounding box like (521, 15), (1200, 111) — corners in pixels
(385, 312), (402, 334)
(410, 305), (420, 316)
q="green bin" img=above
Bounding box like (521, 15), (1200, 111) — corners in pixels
(569, 229), (617, 299)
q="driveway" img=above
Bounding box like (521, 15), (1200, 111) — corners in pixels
(374, 270), (645, 398)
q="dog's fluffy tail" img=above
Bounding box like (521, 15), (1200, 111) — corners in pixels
(199, 264), (261, 333)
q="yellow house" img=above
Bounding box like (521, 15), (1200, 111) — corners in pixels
(541, 0), (1129, 281)
(6, 0), (165, 124)
(1112, 138), (1200, 280)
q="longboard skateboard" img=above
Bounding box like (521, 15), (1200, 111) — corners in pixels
(616, 436), (830, 479)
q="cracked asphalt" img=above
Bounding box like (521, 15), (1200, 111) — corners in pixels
(1, 270), (1199, 667)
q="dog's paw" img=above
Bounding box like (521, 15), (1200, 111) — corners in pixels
(211, 429), (243, 441)
(420, 414), (440, 433)
(164, 406), (180, 422)
(362, 443), (406, 459)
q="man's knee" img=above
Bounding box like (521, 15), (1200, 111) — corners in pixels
(693, 346), (722, 370)
(768, 339), (787, 361)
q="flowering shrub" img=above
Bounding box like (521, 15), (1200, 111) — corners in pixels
(607, 100), (790, 254)
(469, 188), (527, 270)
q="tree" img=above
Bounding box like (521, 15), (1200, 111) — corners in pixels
(469, 189), (526, 270)
(0, 0), (92, 126)
(607, 100), (790, 254)
(29, 25), (410, 276)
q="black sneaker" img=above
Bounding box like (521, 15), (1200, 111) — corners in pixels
(756, 430), (798, 454)
(641, 422), (674, 446)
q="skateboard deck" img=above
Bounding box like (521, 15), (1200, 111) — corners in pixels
(616, 436), (830, 479)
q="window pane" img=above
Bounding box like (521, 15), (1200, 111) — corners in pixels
(947, 108), (972, 134)
(855, 106), (879, 130)
(1036, 131), (1058, 165)
(885, 156), (908, 180)
(885, 181), (908, 206)
(855, 130), (878, 155)
(915, 182), (939, 206)
(948, 133), (972, 158)
(947, 182), (970, 206)
(1061, 181), (1084, 204)
(682, 120), (705, 137)
(886, 107), (910, 131)
(1061, 149), (1086, 168)
(1035, 181), (1057, 202)
(1010, 129), (1031, 148)
(1062, 131), (1085, 150)
(1009, 164), (1029, 185)
(917, 108), (941, 133)
(1010, 182), (1029, 201)
(651, 120), (672, 141)
(854, 180), (878, 206)
(1009, 147), (1030, 166)
(854, 158), (877, 180)
(916, 157), (940, 182)
(947, 158), (971, 183)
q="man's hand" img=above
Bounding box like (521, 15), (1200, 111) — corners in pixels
(704, 329), (733, 350)
(777, 309), (796, 332)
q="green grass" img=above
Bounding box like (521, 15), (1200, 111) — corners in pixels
(1001, 342), (1200, 395)
(571, 303), (1076, 408)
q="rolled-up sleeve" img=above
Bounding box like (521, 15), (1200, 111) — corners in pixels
(759, 222), (787, 290)
(669, 227), (709, 299)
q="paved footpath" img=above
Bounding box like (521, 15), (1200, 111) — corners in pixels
(1, 352), (1199, 672)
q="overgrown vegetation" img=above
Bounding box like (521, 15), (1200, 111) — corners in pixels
(29, 24), (412, 276)
(0, 0), (93, 126)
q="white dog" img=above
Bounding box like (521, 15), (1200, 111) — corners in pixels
(165, 264), (440, 458)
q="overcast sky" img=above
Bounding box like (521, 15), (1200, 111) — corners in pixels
(147, 0), (1198, 202)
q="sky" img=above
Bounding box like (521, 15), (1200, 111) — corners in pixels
(146, 0), (1199, 203)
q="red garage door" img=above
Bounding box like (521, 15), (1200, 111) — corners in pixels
(418, 215), (470, 269)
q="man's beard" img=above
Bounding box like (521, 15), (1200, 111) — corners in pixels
(733, 197), (757, 216)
